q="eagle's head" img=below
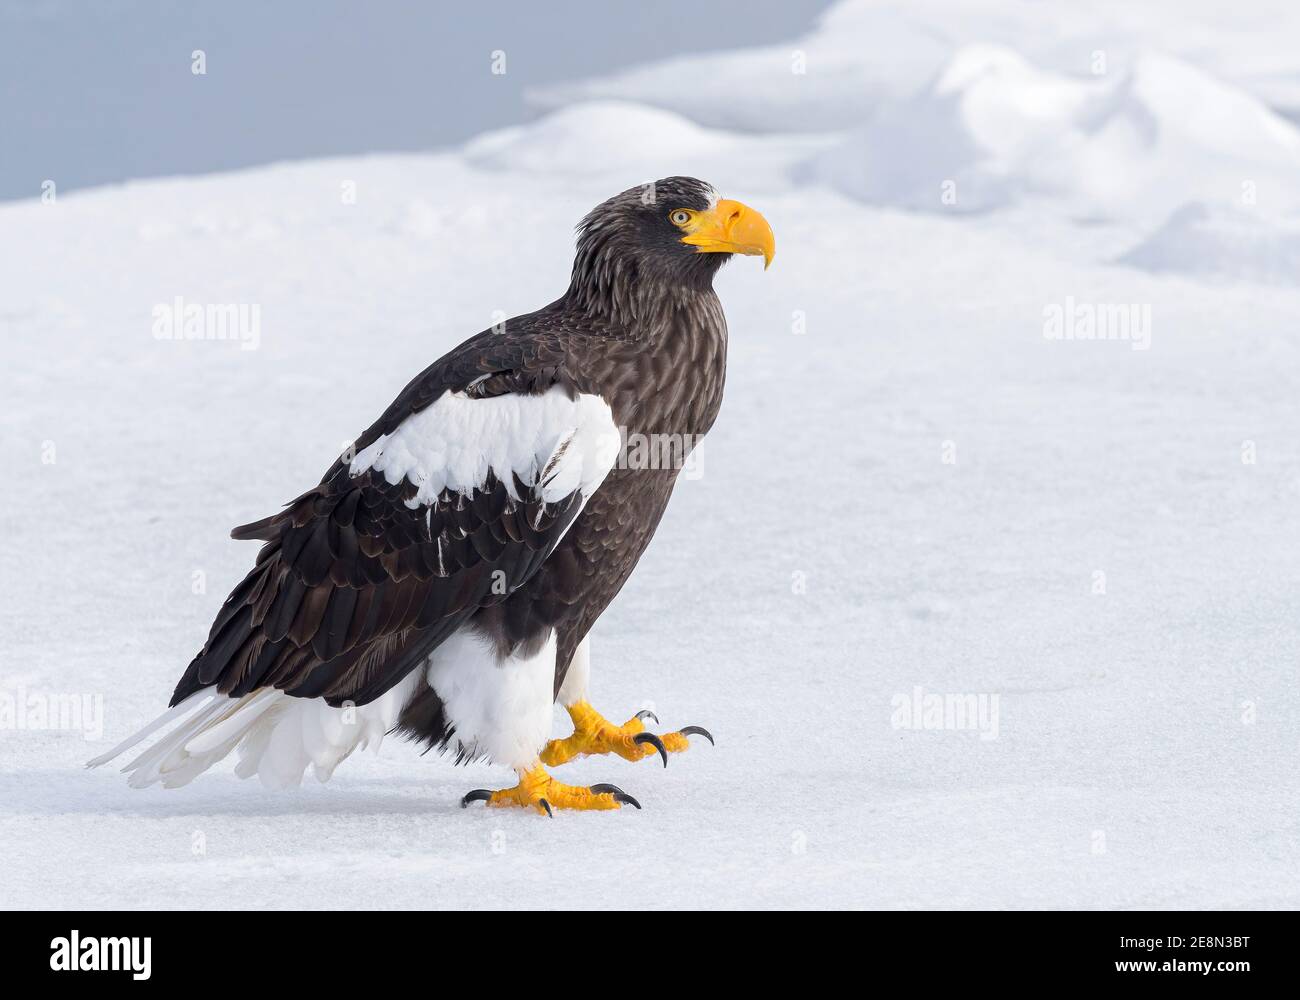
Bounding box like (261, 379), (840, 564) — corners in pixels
(568, 176), (775, 315)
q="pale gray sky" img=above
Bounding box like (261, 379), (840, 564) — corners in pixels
(0, 0), (831, 202)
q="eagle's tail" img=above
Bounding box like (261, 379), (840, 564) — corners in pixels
(85, 675), (421, 789)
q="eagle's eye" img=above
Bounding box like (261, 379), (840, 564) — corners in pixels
(669, 209), (692, 227)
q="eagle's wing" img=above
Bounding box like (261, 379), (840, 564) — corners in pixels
(169, 356), (619, 709)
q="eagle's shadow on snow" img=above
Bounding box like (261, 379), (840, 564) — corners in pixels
(12, 769), (476, 819)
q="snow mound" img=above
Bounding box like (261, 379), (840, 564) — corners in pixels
(531, 0), (1300, 130)
(1117, 202), (1300, 283)
(808, 48), (1300, 222)
(527, 5), (948, 133)
(806, 45), (1094, 214)
(461, 100), (828, 194)
(464, 101), (732, 175)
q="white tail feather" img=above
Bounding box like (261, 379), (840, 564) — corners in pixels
(85, 673), (422, 790)
(85, 690), (217, 768)
(183, 688), (279, 753)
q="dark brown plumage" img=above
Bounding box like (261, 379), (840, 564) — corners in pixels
(167, 176), (747, 763)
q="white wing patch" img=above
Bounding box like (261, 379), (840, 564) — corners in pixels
(87, 386), (621, 789)
(349, 384), (620, 507)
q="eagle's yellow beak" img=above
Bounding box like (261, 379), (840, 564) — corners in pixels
(680, 198), (775, 269)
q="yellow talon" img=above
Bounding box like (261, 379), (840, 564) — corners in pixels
(461, 763), (638, 813)
(540, 700), (711, 767)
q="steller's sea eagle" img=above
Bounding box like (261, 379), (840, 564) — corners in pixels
(89, 177), (774, 814)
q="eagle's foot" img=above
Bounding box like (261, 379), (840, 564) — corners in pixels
(461, 763), (639, 815)
(540, 701), (714, 768)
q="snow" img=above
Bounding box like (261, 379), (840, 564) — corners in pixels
(3, 1), (1300, 910)
(531, 0), (1300, 126)
(1119, 202), (1300, 284)
(464, 101), (729, 175)
(465, 100), (832, 194)
(809, 48), (1300, 223)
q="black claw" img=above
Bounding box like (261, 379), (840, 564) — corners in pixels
(680, 725), (715, 746)
(591, 782), (642, 809)
(635, 709), (660, 725)
(461, 788), (493, 808)
(633, 731), (669, 767)
(538, 798), (553, 818)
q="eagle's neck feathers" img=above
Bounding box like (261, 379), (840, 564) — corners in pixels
(562, 215), (725, 337)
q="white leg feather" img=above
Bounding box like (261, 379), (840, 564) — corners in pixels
(555, 636), (591, 708)
(426, 627), (557, 769)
